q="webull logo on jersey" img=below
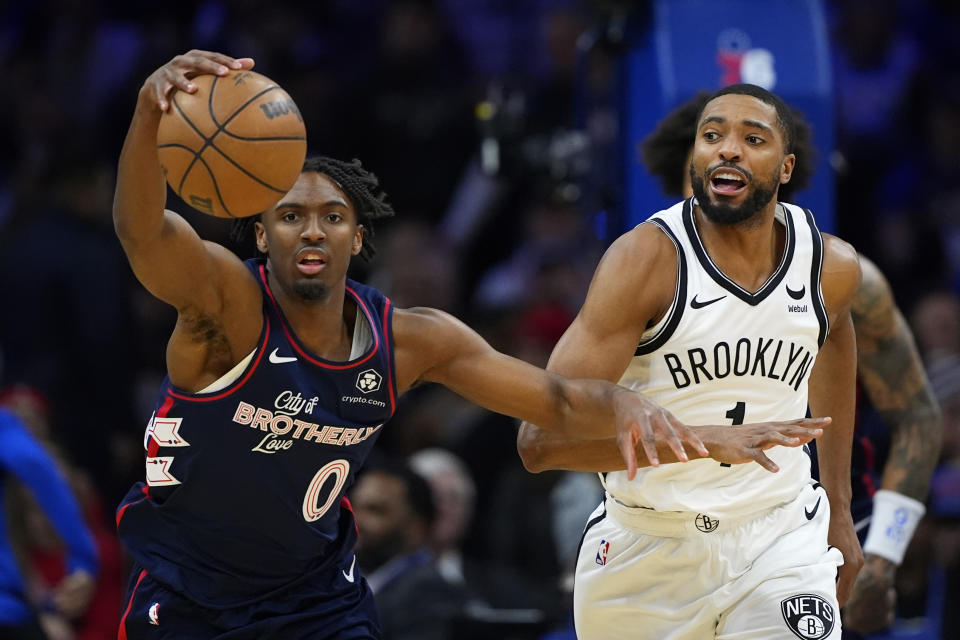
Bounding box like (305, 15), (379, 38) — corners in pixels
(780, 594), (834, 639)
(663, 337), (815, 391)
(233, 392), (383, 454)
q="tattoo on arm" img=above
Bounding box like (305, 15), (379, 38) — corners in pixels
(851, 266), (941, 501)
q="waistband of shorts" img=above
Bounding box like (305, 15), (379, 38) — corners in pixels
(603, 492), (783, 537)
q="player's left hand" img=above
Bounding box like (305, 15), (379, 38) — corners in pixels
(828, 508), (864, 607)
(612, 388), (709, 480)
(841, 554), (896, 634)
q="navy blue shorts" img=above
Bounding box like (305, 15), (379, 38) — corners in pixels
(117, 553), (380, 640)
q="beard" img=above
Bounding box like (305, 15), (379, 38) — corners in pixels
(689, 162), (780, 226)
(292, 280), (330, 301)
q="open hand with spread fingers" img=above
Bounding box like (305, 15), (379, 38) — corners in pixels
(612, 390), (709, 480)
(695, 417), (829, 471)
(614, 408), (828, 479)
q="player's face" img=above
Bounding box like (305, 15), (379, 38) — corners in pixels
(689, 94), (795, 225)
(255, 172), (363, 301)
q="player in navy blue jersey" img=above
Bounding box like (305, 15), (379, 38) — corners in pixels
(519, 92), (940, 639)
(112, 51), (830, 640)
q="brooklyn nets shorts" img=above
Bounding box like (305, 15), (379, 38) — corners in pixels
(574, 482), (844, 639)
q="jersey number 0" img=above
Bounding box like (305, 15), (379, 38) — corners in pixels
(302, 459), (350, 522)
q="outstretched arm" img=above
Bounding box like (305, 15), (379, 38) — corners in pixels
(113, 51), (266, 391)
(113, 50), (256, 311)
(842, 255), (941, 634)
(393, 305), (707, 477)
(518, 418), (825, 473)
(808, 234), (864, 607)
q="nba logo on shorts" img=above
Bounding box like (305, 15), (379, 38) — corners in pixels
(148, 602), (160, 626)
(780, 594), (834, 639)
(595, 540), (610, 566)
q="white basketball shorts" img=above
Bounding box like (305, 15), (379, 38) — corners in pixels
(574, 481), (844, 639)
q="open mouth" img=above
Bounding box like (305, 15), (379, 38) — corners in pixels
(296, 249), (328, 275)
(710, 169), (748, 196)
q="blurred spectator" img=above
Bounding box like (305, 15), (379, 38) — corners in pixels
(0, 407), (98, 640)
(367, 220), (460, 313)
(473, 182), (601, 313)
(407, 448), (476, 583)
(351, 460), (466, 640)
(0, 386), (123, 640)
(912, 291), (960, 363)
(351, 0), (477, 223)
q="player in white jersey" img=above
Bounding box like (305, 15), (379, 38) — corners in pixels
(519, 84), (863, 639)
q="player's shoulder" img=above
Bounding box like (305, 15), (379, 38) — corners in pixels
(603, 215), (680, 275)
(819, 233), (862, 313)
(391, 306), (463, 346)
(821, 233), (860, 280)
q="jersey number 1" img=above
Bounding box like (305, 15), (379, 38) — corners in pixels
(720, 402), (746, 467)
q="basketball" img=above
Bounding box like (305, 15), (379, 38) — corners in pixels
(157, 70), (307, 218)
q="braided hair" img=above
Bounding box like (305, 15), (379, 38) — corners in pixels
(230, 156), (395, 261)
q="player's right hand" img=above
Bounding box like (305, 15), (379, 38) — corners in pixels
(140, 50), (255, 112)
(696, 417), (829, 472)
(841, 553), (897, 634)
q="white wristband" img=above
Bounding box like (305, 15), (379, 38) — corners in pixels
(862, 489), (926, 565)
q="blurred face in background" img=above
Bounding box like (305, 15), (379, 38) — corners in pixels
(352, 471), (422, 572)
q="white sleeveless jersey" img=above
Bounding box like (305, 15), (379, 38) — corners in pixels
(602, 198), (828, 517)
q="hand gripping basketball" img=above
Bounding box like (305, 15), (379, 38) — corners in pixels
(154, 52), (307, 218)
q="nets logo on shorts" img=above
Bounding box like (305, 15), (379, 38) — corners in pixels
(695, 513), (719, 533)
(356, 369), (382, 394)
(781, 594), (834, 639)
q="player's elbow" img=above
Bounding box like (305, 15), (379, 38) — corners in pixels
(113, 204), (147, 246)
(112, 204), (132, 240)
(517, 423), (551, 473)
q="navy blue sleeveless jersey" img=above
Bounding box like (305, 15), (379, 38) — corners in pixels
(116, 259), (397, 608)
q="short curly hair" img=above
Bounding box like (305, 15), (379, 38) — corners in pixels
(640, 90), (814, 202)
(230, 156), (395, 261)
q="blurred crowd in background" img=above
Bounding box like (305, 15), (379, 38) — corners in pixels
(0, 0), (959, 638)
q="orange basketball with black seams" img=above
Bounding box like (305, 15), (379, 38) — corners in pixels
(157, 70), (307, 218)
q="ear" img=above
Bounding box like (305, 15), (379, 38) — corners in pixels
(254, 220), (268, 254)
(352, 225), (364, 256)
(780, 153), (796, 184)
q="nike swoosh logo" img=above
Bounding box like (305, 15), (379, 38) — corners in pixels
(690, 294), (726, 309)
(786, 284), (806, 300)
(269, 348), (297, 364)
(342, 554), (356, 583)
(804, 496), (821, 520)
